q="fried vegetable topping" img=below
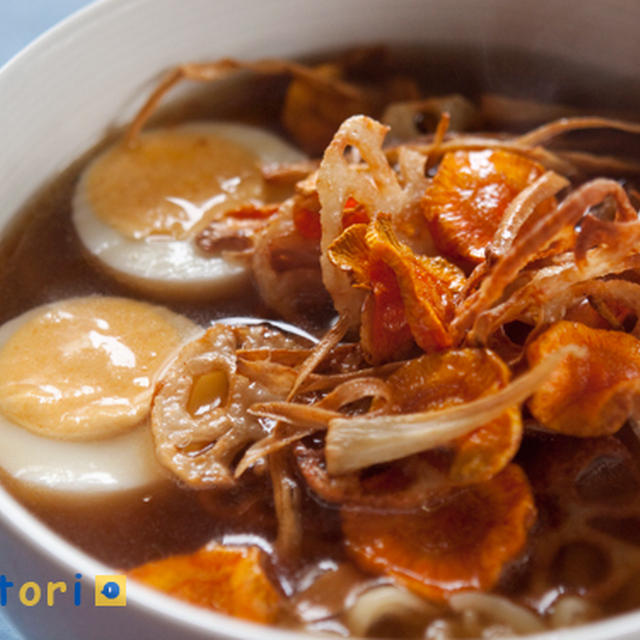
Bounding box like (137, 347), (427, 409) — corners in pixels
(151, 324), (308, 488)
(129, 543), (280, 623)
(328, 214), (464, 363)
(527, 321), (640, 436)
(423, 150), (555, 263)
(341, 465), (536, 602)
(382, 348), (521, 484)
(123, 55), (640, 631)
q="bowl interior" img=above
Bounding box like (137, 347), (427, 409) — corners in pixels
(1, 0), (640, 638)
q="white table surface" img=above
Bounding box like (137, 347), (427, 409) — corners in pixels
(1, 4), (93, 638)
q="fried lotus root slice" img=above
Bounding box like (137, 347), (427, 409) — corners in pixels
(129, 543), (280, 623)
(382, 348), (522, 483)
(151, 324), (304, 487)
(527, 321), (640, 436)
(328, 215), (465, 364)
(522, 436), (640, 603)
(423, 149), (554, 263)
(317, 115), (407, 327)
(342, 464), (536, 603)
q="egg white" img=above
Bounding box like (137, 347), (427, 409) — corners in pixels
(0, 298), (201, 494)
(0, 415), (164, 493)
(72, 122), (306, 300)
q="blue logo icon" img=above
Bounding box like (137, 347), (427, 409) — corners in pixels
(101, 582), (120, 600)
(95, 575), (127, 606)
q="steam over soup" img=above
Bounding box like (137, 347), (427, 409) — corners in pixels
(3, 46), (640, 638)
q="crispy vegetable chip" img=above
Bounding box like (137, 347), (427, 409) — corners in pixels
(328, 215), (464, 363)
(342, 464), (536, 602)
(382, 348), (522, 483)
(151, 324), (307, 487)
(282, 53), (419, 155)
(129, 543), (280, 623)
(423, 150), (553, 263)
(282, 63), (374, 155)
(527, 321), (640, 436)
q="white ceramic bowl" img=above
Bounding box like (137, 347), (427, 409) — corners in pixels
(2, 1), (640, 638)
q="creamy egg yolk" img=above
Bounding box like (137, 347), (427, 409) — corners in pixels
(84, 128), (264, 240)
(0, 297), (198, 440)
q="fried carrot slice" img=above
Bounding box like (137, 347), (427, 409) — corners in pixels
(328, 215), (464, 363)
(360, 258), (415, 363)
(282, 63), (375, 155)
(367, 215), (464, 354)
(527, 321), (640, 436)
(342, 196), (370, 228)
(129, 543), (280, 623)
(382, 348), (522, 483)
(423, 150), (553, 263)
(342, 464), (536, 602)
(293, 195), (369, 242)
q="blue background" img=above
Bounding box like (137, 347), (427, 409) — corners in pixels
(0, 0), (91, 68)
(1, 3), (92, 637)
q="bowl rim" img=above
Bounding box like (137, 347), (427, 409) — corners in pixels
(2, 1), (640, 639)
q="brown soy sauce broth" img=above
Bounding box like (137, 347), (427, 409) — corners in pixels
(1, 44), (640, 637)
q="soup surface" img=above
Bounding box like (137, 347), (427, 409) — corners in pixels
(2, 46), (640, 638)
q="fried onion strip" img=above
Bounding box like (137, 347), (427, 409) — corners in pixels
(515, 116), (640, 147)
(253, 377), (392, 429)
(473, 227), (640, 344)
(454, 179), (636, 342)
(555, 150), (640, 176)
(287, 314), (351, 400)
(239, 376), (392, 476)
(235, 423), (317, 478)
(531, 279), (640, 336)
(404, 137), (579, 176)
(299, 360), (402, 393)
(126, 58), (364, 145)
(270, 447), (303, 559)
(487, 170), (570, 259)
(325, 345), (585, 475)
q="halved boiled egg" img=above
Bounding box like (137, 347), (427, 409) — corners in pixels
(0, 296), (200, 493)
(72, 122), (306, 299)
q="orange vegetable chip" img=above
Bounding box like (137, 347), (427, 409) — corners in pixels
(342, 464), (536, 602)
(282, 63), (373, 155)
(293, 195), (370, 241)
(328, 215), (465, 364)
(527, 321), (640, 436)
(367, 215), (464, 353)
(341, 196), (370, 228)
(383, 348), (522, 483)
(129, 543), (280, 623)
(423, 150), (553, 263)
(360, 257), (415, 363)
